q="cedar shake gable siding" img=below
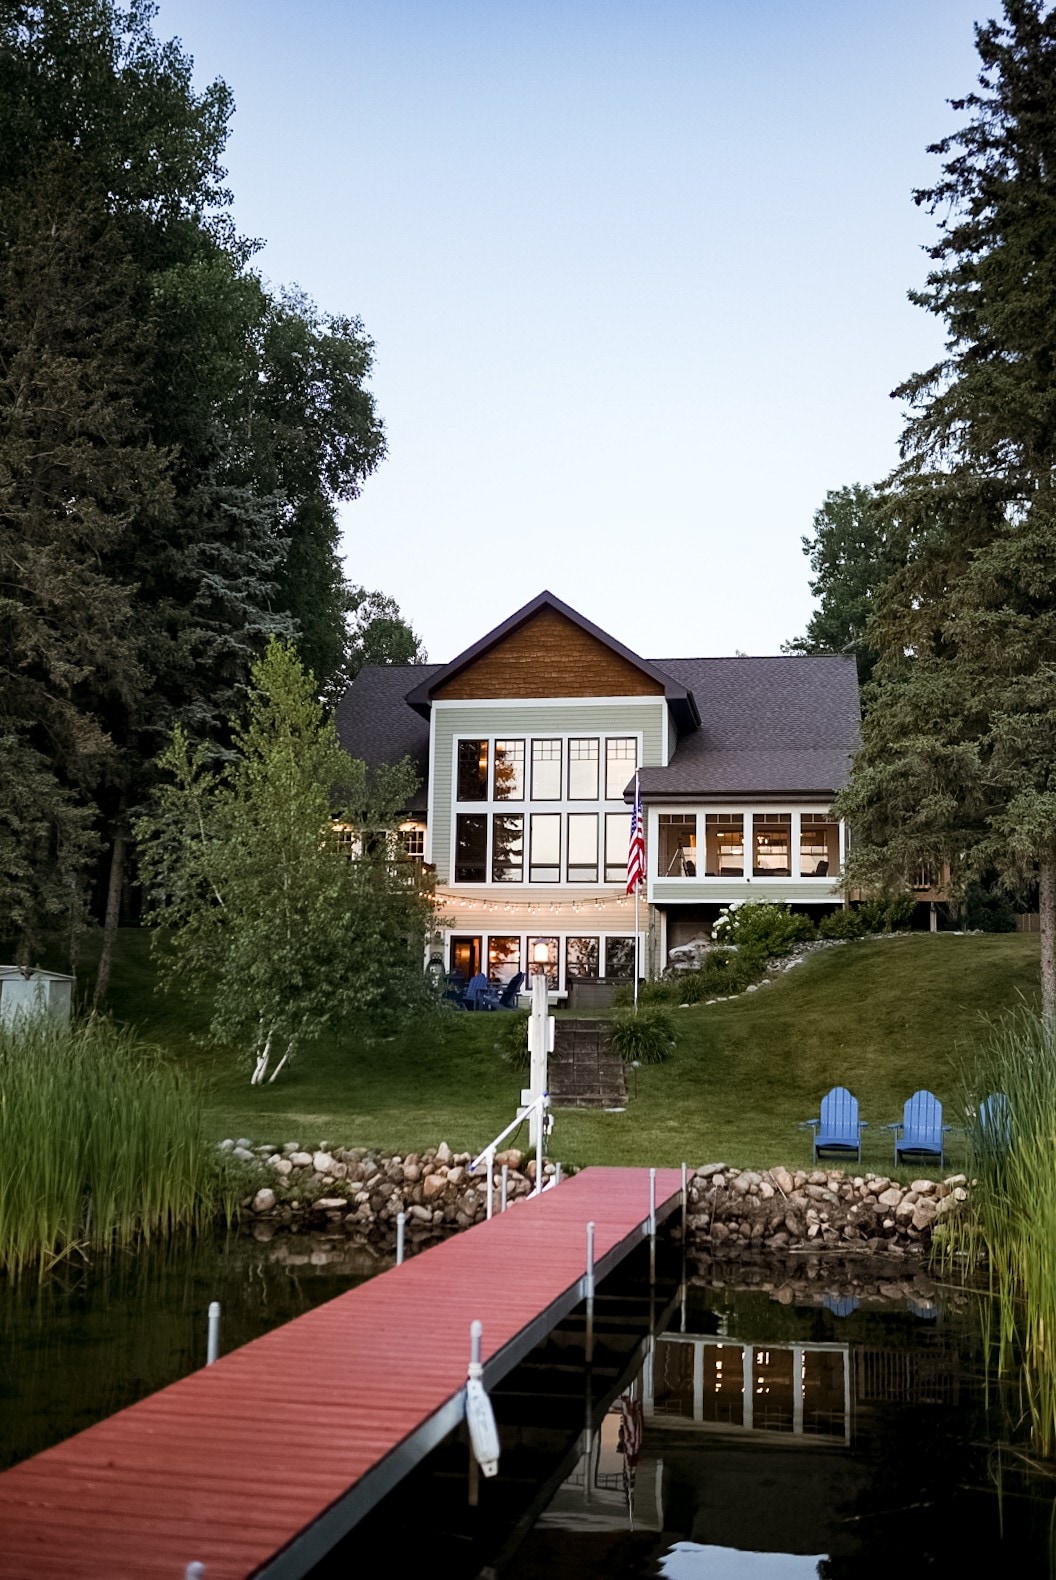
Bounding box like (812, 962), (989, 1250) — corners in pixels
(433, 607), (665, 702)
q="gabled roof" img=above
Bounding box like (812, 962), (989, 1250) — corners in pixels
(637, 655), (860, 799)
(402, 590), (701, 730)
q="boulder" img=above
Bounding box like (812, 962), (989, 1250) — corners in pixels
(251, 1187), (276, 1214)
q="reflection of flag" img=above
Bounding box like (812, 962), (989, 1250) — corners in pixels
(626, 775), (645, 894)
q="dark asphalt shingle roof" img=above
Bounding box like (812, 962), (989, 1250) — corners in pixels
(639, 655), (860, 798)
(335, 654), (860, 805)
(334, 665), (439, 812)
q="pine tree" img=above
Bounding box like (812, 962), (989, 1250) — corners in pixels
(839, 0), (1056, 1014)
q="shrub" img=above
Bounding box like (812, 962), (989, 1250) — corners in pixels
(713, 901), (816, 958)
(613, 979), (673, 1009)
(609, 1006), (675, 1064)
(858, 891), (915, 933)
(819, 908), (868, 940)
(493, 1010), (531, 1068)
(964, 880), (1018, 933)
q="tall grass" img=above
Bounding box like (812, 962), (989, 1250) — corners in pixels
(950, 1010), (1056, 1457)
(0, 1015), (218, 1276)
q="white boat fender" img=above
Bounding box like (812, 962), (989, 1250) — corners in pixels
(466, 1321), (500, 1477)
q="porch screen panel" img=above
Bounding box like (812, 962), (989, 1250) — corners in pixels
(567, 813), (598, 882)
(658, 814), (696, 876)
(529, 814), (561, 882)
(801, 813), (840, 877)
(753, 813), (791, 876)
(705, 814), (743, 876)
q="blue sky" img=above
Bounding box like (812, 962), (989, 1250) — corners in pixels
(153, 0), (987, 663)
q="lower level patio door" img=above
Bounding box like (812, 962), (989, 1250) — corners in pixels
(450, 935), (482, 981)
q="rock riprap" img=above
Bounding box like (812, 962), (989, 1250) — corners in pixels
(685, 1163), (967, 1254)
(223, 1140), (548, 1239)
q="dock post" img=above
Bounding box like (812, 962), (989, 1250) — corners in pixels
(185, 1565), (206, 1579)
(649, 1167), (657, 1283)
(485, 1148), (495, 1220)
(396, 1211), (406, 1266)
(585, 1220), (596, 1364)
(554, 1160), (562, 1186)
(681, 1160), (688, 1234)
(206, 1302), (220, 1367)
(501, 1163), (509, 1212)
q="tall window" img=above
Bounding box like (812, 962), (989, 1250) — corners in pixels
(493, 740), (524, 800)
(454, 814), (487, 881)
(605, 937), (636, 978)
(606, 737), (638, 799)
(566, 936), (600, 978)
(488, 936), (521, 983)
(568, 738), (599, 799)
(531, 739), (562, 800)
(529, 814), (561, 881)
(567, 814), (599, 882)
(491, 814), (524, 882)
(457, 740), (488, 801)
(605, 813), (631, 884)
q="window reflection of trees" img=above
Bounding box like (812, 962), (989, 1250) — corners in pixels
(491, 815), (523, 882)
(566, 936), (600, 978)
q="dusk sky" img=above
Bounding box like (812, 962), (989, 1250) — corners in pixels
(153, 0), (986, 664)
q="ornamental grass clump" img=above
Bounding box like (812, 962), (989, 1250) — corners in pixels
(950, 1010), (1056, 1458)
(0, 1015), (216, 1277)
(609, 1006), (675, 1064)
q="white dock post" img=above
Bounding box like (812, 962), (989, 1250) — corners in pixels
(501, 1162), (509, 1212)
(649, 1167), (657, 1283)
(206, 1302), (220, 1367)
(585, 1220), (596, 1364)
(396, 1211), (406, 1265)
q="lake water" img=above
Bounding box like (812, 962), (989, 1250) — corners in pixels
(2, 1234), (1054, 1576)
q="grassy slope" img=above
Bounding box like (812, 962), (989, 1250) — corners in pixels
(100, 930), (1039, 1171)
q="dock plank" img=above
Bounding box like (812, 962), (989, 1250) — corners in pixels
(0, 1166), (683, 1579)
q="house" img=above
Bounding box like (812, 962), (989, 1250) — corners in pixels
(335, 590), (860, 991)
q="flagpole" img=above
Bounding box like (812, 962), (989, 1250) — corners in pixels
(634, 770), (640, 1011)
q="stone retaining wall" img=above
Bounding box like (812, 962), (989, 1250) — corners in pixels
(685, 1163), (968, 1255)
(225, 1138), (969, 1255)
(222, 1137), (547, 1240)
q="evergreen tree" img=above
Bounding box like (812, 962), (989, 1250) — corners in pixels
(839, 0), (1056, 1014)
(783, 484), (896, 684)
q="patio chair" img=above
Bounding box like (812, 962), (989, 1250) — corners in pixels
(977, 1091), (1011, 1156)
(885, 1089), (950, 1167)
(800, 1086), (866, 1163)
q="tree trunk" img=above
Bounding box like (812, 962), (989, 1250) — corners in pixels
(1040, 851), (1056, 1025)
(93, 832), (126, 1009)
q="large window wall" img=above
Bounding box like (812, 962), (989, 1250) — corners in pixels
(453, 732), (638, 887)
(654, 808), (843, 881)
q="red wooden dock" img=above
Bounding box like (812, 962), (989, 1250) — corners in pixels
(0, 1165), (684, 1580)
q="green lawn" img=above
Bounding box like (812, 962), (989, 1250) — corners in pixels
(98, 930), (1039, 1172)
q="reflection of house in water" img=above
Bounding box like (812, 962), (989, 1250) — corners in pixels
(534, 1378), (665, 1535)
(649, 1334), (852, 1443)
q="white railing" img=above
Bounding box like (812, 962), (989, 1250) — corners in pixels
(470, 1094), (554, 1219)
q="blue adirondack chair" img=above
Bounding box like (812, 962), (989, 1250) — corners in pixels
(978, 1091), (1011, 1155)
(822, 1293), (860, 1318)
(800, 1086), (866, 1162)
(886, 1089), (950, 1166)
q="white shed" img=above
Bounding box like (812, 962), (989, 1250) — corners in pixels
(0, 967), (74, 1028)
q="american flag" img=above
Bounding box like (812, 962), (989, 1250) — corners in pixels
(626, 775), (645, 894)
